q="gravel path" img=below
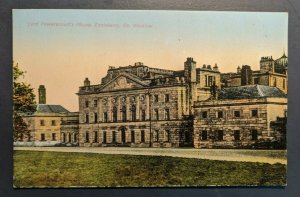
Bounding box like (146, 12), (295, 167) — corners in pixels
(14, 147), (287, 165)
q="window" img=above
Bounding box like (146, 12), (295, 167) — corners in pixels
(85, 113), (89, 123)
(41, 133), (45, 141)
(103, 131), (107, 143)
(52, 133), (56, 141)
(234, 130), (240, 141)
(154, 95), (159, 102)
(131, 105), (136, 121)
(112, 131), (116, 143)
(217, 111), (223, 118)
(206, 76), (215, 86)
(122, 106), (127, 122)
(217, 130), (223, 141)
(141, 130), (145, 143)
(164, 130), (170, 142)
(94, 131), (98, 143)
(85, 132), (89, 142)
(251, 109), (258, 117)
(68, 133), (72, 143)
(254, 77), (259, 84)
(155, 109), (159, 120)
(85, 100), (89, 108)
(141, 110), (146, 121)
(103, 112), (108, 123)
(165, 109), (170, 120)
(165, 94), (169, 102)
(51, 120), (56, 126)
(62, 133), (66, 143)
(94, 112), (98, 123)
(131, 130), (135, 143)
(251, 130), (258, 141)
(113, 107), (118, 122)
(202, 130), (207, 140)
(154, 130), (159, 142)
(93, 100), (98, 107)
(234, 111), (240, 118)
(202, 111), (208, 119)
(283, 79), (286, 90)
(40, 120), (45, 126)
(121, 128), (126, 143)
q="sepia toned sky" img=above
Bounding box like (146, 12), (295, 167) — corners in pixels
(13, 10), (288, 112)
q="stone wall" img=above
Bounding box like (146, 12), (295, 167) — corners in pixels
(78, 85), (193, 147)
(193, 97), (287, 148)
(79, 120), (193, 148)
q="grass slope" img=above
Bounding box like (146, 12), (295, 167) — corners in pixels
(13, 150), (286, 187)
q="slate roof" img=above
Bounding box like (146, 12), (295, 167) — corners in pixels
(36, 104), (70, 113)
(218, 85), (286, 100)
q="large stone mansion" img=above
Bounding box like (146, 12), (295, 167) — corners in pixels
(17, 54), (288, 148)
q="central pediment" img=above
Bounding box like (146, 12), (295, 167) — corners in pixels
(100, 73), (149, 92)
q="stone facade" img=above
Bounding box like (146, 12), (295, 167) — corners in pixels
(193, 85), (287, 148)
(21, 106), (79, 146)
(77, 58), (220, 147)
(17, 85), (79, 147)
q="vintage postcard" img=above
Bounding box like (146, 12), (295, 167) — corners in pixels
(13, 10), (287, 187)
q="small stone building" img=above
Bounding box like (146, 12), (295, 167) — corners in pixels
(17, 85), (79, 146)
(193, 85), (287, 148)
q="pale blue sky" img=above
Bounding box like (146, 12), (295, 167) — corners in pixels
(13, 10), (288, 111)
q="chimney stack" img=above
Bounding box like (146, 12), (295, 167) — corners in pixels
(84, 78), (90, 86)
(38, 85), (46, 104)
(241, 65), (252, 86)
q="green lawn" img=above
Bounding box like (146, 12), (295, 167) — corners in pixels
(13, 150), (286, 187)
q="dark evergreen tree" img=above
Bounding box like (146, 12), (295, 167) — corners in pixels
(13, 62), (36, 141)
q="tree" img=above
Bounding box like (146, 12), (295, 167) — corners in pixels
(13, 62), (36, 141)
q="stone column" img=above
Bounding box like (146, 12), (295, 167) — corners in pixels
(136, 95), (140, 120)
(99, 98), (102, 122)
(126, 96), (130, 121)
(108, 97), (112, 122)
(145, 94), (150, 120)
(118, 97), (121, 121)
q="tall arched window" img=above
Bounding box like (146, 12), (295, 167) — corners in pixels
(103, 131), (107, 143)
(94, 112), (98, 123)
(112, 131), (116, 143)
(121, 128), (126, 143)
(85, 132), (89, 143)
(113, 106), (118, 122)
(122, 106), (127, 122)
(141, 110), (146, 121)
(94, 131), (98, 143)
(131, 105), (136, 121)
(155, 130), (159, 142)
(85, 113), (89, 123)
